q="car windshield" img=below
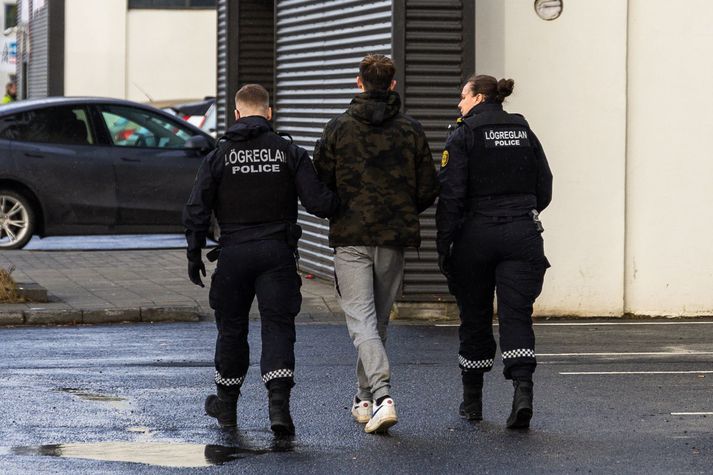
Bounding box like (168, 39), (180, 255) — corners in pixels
(101, 105), (194, 149)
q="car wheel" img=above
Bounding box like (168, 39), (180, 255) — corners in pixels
(0, 190), (35, 250)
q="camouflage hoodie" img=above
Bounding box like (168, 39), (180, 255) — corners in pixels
(313, 91), (439, 248)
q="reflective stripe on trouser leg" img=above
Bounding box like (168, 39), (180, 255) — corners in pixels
(458, 354), (494, 372)
(215, 370), (245, 387)
(262, 369), (294, 384)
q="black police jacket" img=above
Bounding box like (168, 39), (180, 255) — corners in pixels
(435, 101), (553, 255)
(183, 116), (339, 253)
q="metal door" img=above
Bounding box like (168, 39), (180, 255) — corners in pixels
(274, 0), (393, 278)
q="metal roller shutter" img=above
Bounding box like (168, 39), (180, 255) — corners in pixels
(216, 0), (230, 135)
(274, 0), (392, 279)
(400, 0), (474, 299)
(27, 1), (49, 98)
(216, 0), (274, 136)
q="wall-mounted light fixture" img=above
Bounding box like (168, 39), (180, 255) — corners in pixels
(534, 0), (563, 21)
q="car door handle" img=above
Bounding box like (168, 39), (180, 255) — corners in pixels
(120, 157), (141, 162)
(24, 152), (45, 158)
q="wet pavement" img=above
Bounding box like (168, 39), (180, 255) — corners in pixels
(0, 320), (712, 473)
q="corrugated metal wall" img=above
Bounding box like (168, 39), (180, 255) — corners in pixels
(27, 0), (49, 98)
(399, 0), (473, 298)
(274, 0), (392, 278)
(216, 0), (274, 136)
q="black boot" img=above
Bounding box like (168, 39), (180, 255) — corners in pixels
(268, 381), (295, 436)
(459, 372), (483, 421)
(506, 379), (533, 429)
(205, 387), (238, 428)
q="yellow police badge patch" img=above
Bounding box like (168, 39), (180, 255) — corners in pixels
(441, 150), (449, 168)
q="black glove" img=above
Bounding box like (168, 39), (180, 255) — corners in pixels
(438, 253), (451, 280)
(187, 250), (206, 288)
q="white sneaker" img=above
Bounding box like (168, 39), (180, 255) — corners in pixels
(351, 397), (373, 424)
(364, 398), (398, 433)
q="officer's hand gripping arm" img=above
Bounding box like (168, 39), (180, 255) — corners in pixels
(292, 147), (340, 219)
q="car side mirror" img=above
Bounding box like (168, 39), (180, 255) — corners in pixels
(185, 135), (213, 153)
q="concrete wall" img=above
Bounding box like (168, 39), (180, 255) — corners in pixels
(475, 0), (628, 316)
(64, 0), (127, 98)
(625, 0), (713, 316)
(126, 9), (216, 102)
(64, 2), (216, 102)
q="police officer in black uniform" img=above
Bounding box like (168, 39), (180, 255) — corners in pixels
(183, 84), (339, 435)
(436, 75), (552, 429)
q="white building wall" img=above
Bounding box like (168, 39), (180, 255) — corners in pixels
(125, 9), (216, 102)
(64, 3), (216, 103)
(64, 0), (127, 98)
(475, 0), (628, 316)
(626, 0), (713, 316)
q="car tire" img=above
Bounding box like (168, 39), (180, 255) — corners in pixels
(0, 190), (35, 250)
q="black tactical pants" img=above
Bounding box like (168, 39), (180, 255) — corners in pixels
(209, 239), (302, 396)
(449, 215), (549, 380)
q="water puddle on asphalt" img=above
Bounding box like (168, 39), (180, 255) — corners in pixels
(5, 442), (272, 468)
(57, 388), (129, 410)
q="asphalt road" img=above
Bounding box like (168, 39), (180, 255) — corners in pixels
(0, 320), (712, 474)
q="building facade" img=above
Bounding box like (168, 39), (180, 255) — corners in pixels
(219, 0), (713, 318)
(16, 0), (216, 102)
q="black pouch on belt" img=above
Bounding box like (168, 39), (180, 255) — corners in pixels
(206, 246), (221, 262)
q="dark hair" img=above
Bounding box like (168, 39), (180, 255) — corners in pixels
(234, 84), (270, 110)
(466, 74), (514, 103)
(359, 54), (396, 93)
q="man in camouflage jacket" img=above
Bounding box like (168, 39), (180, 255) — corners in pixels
(314, 54), (439, 434)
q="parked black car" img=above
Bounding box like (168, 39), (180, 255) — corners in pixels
(0, 97), (215, 249)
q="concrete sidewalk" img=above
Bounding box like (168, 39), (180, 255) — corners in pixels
(0, 249), (343, 326)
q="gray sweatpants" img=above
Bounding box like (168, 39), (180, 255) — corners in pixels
(334, 246), (405, 401)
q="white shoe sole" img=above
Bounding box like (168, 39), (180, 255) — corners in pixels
(364, 415), (398, 433)
(352, 411), (371, 424)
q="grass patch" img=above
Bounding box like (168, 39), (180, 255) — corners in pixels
(0, 265), (26, 303)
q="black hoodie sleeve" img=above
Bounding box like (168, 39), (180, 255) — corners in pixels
(289, 144), (340, 219)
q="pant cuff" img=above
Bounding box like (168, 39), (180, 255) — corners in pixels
(262, 369), (294, 385)
(458, 354), (494, 372)
(215, 370), (245, 387)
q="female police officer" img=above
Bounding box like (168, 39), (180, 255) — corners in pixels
(436, 75), (552, 429)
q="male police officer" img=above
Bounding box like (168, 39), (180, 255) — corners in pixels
(437, 75), (552, 429)
(183, 84), (339, 435)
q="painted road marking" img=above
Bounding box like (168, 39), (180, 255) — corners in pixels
(560, 370), (713, 375)
(540, 351), (713, 357)
(670, 412), (713, 416)
(435, 321), (713, 327)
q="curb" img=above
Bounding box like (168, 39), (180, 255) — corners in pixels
(0, 305), (201, 327)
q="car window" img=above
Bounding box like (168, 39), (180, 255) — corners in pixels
(100, 105), (194, 149)
(0, 106), (94, 145)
